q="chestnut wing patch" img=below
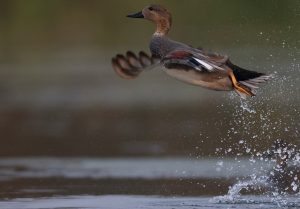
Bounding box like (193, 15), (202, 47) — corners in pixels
(162, 50), (220, 72)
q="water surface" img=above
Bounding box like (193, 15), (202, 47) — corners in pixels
(1, 195), (300, 209)
(0, 157), (299, 208)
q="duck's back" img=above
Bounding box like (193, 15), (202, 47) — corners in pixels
(150, 36), (188, 58)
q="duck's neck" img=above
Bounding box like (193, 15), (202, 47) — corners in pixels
(154, 18), (171, 36)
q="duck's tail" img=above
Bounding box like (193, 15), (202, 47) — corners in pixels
(227, 60), (273, 99)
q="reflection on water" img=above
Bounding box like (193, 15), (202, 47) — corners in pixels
(0, 157), (264, 199)
(0, 157), (272, 180)
(0, 157), (299, 208)
(1, 195), (300, 209)
(0, 157), (299, 196)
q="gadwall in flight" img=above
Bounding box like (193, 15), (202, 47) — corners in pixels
(112, 5), (272, 98)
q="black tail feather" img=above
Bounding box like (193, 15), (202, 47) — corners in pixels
(226, 60), (264, 81)
(227, 60), (273, 98)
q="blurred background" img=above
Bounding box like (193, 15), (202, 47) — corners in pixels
(0, 0), (299, 158)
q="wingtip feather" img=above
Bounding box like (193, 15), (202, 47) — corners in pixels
(111, 57), (139, 79)
(111, 51), (158, 79)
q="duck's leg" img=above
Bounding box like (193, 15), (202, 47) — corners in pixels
(228, 70), (254, 97)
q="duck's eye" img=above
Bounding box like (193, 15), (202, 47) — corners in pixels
(149, 7), (154, 11)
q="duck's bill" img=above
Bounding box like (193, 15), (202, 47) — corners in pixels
(127, 11), (144, 18)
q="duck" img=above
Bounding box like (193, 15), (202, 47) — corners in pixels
(111, 4), (272, 98)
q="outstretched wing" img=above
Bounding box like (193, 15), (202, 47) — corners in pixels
(161, 49), (228, 72)
(112, 51), (160, 79)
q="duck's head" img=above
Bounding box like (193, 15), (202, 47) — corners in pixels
(127, 5), (172, 35)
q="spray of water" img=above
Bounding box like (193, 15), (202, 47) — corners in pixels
(211, 57), (300, 205)
(212, 140), (300, 206)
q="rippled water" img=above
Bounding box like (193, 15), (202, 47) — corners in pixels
(0, 157), (271, 180)
(0, 157), (299, 208)
(1, 195), (300, 209)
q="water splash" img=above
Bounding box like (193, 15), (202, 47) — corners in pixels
(239, 99), (257, 114)
(212, 47), (300, 207)
(213, 139), (300, 206)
